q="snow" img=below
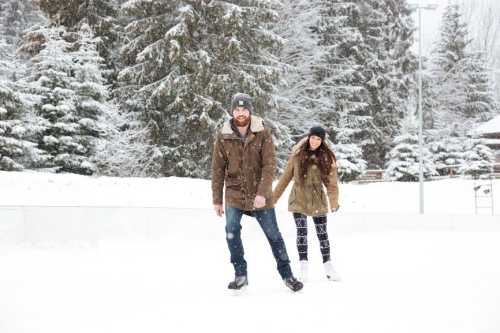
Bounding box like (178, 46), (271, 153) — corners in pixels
(0, 171), (499, 333)
(473, 115), (500, 135)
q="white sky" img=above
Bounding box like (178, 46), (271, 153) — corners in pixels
(410, 0), (447, 56)
(411, 0), (500, 57)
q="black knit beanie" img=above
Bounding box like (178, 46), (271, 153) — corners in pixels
(231, 93), (253, 113)
(308, 126), (326, 141)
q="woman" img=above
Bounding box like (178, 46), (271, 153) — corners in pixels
(273, 126), (340, 282)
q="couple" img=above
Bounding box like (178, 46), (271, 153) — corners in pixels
(211, 93), (340, 293)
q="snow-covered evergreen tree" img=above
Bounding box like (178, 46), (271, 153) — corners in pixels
(316, 1), (372, 151)
(462, 52), (498, 122)
(0, 35), (14, 80)
(0, 0), (44, 81)
(384, 113), (436, 181)
(118, 0), (286, 178)
(313, 0), (416, 168)
(433, 3), (469, 75)
(428, 134), (464, 176)
(0, 85), (41, 171)
(0, 37), (14, 81)
(430, 3), (467, 129)
(418, 65), (440, 130)
(273, 0), (333, 140)
(22, 25), (111, 174)
(429, 2), (498, 131)
(0, 1), (46, 170)
(93, 103), (163, 177)
(0, 0), (43, 44)
(459, 137), (495, 177)
(333, 141), (367, 182)
(34, 0), (119, 64)
(368, 0), (417, 165)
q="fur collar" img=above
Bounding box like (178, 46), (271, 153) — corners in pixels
(221, 115), (265, 135)
(292, 137), (308, 155)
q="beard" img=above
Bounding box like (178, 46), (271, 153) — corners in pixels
(233, 115), (250, 127)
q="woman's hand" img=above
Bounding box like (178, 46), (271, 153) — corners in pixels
(331, 205), (340, 213)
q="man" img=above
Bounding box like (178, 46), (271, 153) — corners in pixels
(211, 92), (303, 292)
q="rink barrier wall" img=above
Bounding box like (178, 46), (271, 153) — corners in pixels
(0, 205), (498, 243)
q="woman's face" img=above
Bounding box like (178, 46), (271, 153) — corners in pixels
(309, 135), (322, 151)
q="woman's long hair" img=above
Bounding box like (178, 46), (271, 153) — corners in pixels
(298, 137), (337, 186)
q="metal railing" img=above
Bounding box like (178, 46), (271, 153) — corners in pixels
(355, 163), (500, 183)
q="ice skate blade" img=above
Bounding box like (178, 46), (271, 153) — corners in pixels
(229, 285), (248, 296)
(326, 274), (342, 282)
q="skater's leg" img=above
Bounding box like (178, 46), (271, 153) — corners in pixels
(293, 213), (308, 261)
(225, 206), (247, 276)
(253, 208), (292, 279)
(312, 215), (330, 263)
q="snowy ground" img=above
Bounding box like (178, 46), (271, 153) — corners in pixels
(0, 171), (499, 333)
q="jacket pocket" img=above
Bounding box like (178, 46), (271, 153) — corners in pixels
(226, 177), (241, 190)
(227, 159), (240, 178)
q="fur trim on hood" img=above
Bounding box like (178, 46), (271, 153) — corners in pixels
(221, 115), (265, 135)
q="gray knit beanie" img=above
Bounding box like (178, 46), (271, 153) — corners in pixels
(231, 93), (253, 113)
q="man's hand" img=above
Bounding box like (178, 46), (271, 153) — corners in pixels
(253, 195), (266, 209)
(214, 204), (224, 217)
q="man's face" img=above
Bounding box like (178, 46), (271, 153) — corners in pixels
(232, 106), (250, 127)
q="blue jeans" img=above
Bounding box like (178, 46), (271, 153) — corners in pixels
(225, 206), (292, 279)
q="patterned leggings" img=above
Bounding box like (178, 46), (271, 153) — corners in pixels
(293, 212), (331, 263)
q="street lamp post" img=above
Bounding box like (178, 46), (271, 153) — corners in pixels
(410, 3), (438, 214)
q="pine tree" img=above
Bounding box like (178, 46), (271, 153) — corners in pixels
(384, 133), (437, 181)
(428, 135), (464, 176)
(316, 1), (372, 152)
(433, 3), (469, 75)
(367, 0), (417, 165)
(0, 1), (47, 170)
(384, 114), (436, 181)
(313, 0), (416, 168)
(430, 2), (495, 131)
(0, 5), (15, 81)
(459, 137), (494, 177)
(0, 0), (44, 81)
(462, 52), (498, 122)
(118, 0), (286, 178)
(273, 0), (333, 140)
(22, 25), (111, 174)
(334, 141), (367, 182)
(93, 103), (163, 177)
(430, 2), (499, 133)
(0, 38), (14, 81)
(418, 65), (440, 130)
(34, 0), (119, 62)
(0, 85), (41, 171)
(0, 0), (43, 44)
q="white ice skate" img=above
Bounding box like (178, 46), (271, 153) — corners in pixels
(324, 261), (341, 281)
(299, 260), (308, 283)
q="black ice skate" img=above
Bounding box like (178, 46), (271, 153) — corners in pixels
(284, 276), (304, 292)
(228, 275), (248, 290)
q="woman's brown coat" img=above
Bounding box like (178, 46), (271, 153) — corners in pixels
(273, 138), (339, 216)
